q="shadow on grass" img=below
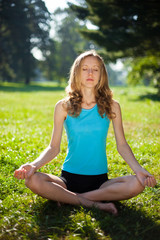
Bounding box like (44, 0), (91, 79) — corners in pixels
(0, 83), (65, 92)
(137, 93), (160, 102)
(91, 202), (160, 240)
(32, 201), (160, 240)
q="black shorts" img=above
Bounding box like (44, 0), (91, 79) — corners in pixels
(59, 170), (108, 193)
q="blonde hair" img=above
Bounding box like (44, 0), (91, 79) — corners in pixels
(63, 50), (115, 119)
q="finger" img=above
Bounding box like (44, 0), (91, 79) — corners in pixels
(14, 170), (18, 178)
(21, 169), (24, 179)
(14, 168), (22, 176)
(17, 170), (22, 179)
(21, 169), (26, 179)
(144, 177), (149, 187)
(150, 176), (157, 187)
(147, 176), (154, 187)
(15, 170), (22, 179)
(18, 170), (25, 179)
(147, 177), (152, 187)
(143, 177), (148, 187)
(146, 176), (155, 187)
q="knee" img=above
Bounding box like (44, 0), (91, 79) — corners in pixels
(129, 176), (145, 198)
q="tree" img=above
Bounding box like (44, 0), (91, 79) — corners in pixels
(39, 8), (99, 83)
(69, 0), (160, 93)
(69, 0), (160, 58)
(0, 0), (51, 84)
(127, 55), (160, 88)
(38, 39), (60, 81)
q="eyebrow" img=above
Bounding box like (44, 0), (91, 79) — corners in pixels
(81, 64), (100, 68)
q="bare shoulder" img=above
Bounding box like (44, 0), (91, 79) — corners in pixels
(54, 99), (67, 119)
(111, 99), (121, 113)
(55, 99), (65, 109)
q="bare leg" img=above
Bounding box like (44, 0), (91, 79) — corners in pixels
(25, 172), (118, 215)
(79, 175), (145, 202)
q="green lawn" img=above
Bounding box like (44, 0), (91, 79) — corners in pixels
(0, 82), (160, 240)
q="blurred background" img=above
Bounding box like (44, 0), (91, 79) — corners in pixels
(0, 0), (160, 94)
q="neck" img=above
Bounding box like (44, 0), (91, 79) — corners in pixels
(81, 87), (96, 105)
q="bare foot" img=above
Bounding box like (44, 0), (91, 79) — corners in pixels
(77, 195), (118, 215)
(96, 202), (118, 215)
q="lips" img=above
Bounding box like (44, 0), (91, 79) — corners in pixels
(87, 78), (94, 81)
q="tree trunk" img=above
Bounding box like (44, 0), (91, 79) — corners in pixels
(25, 75), (30, 85)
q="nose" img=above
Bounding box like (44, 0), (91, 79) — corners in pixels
(88, 68), (93, 75)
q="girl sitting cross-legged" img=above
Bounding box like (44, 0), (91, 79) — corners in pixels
(14, 50), (157, 215)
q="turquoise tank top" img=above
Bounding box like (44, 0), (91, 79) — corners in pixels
(63, 104), (110, 175)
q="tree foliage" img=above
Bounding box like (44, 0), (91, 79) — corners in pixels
(127, 55), (160, 88)
(0, 0), (51, 84)
(69, 0), (160, 59)
(69, 0), (160, 93)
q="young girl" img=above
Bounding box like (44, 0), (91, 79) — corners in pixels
(14, 50), (156, 215)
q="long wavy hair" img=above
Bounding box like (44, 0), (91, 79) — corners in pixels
(63, 50), (115, 119)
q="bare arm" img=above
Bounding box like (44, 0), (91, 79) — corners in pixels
(112, 101), (141, 173)
(111, 100), (156, 187)
(14, 100), (67, 179)
(31, 100), (67, 170)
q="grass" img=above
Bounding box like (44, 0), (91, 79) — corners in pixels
(0, 82), (160, 240)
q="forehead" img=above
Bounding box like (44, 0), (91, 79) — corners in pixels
(81, 56), (100, 66)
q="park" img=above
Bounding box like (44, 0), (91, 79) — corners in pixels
(0, 1), (160, 239)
